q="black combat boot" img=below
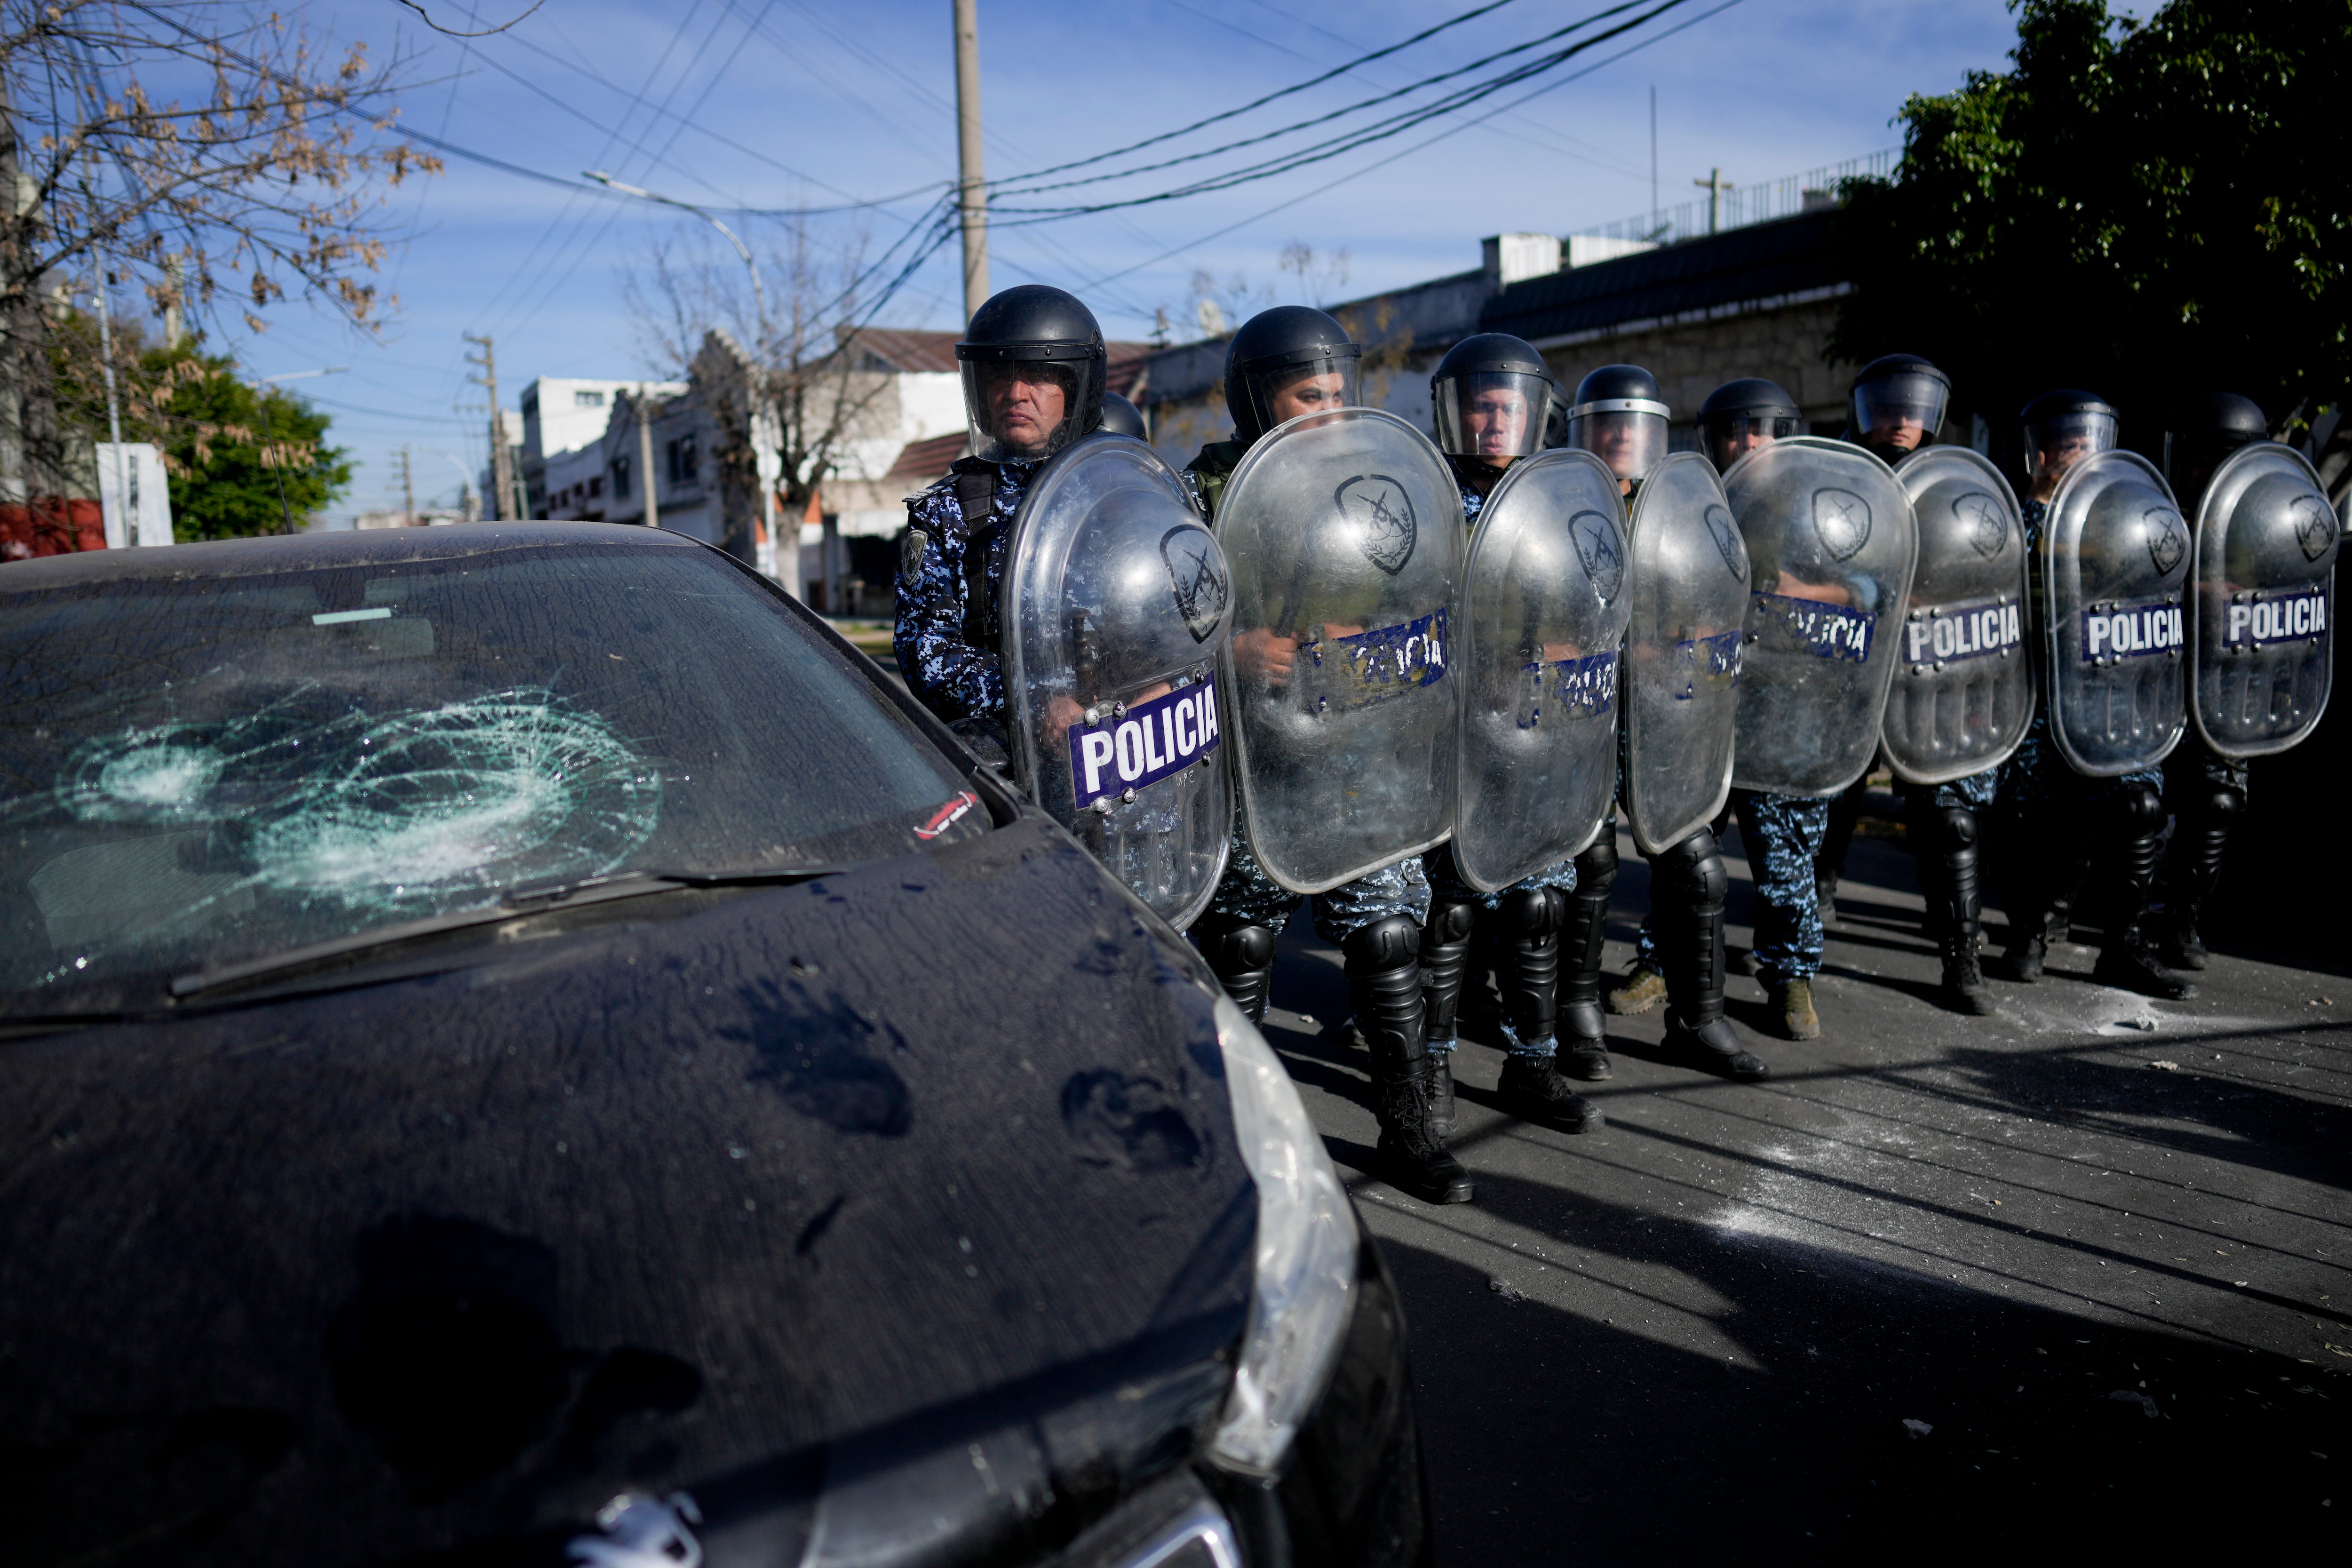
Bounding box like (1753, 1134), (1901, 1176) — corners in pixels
(1192, 910), (1277, 1026)
(2090, 784), (2196, 1000)
(1349, 915), (1473, 1203)
(1560, 836), (1617, 1078)
(1915, 802), (1996, 1015)
(1652, 831), (1769, 1081)
(2154, 769), (2243, 971)
(1490, 888), (1604, 1130)
(1418, 899), (1477, 1137)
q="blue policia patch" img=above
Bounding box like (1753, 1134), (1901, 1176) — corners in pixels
(1672, 628), (1744, 699)
(2078, 598), (2184, 662)
(1517, 649), (1618, 728)
(1069, 676), (1221, 810)
(1755, 592), (1875, 662)
(2221, 586), (2328, 649)
(1307, 608), (1449, 714)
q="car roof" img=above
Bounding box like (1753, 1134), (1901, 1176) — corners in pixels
(0, 522), (703, 591)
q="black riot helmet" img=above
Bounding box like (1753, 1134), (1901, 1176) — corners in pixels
(1848, 353), (1950, 458)
(2164, 391), (2267, 509)
(1097, 390), (1147, 439)
(1430, 332), (1555, 465)
(1565, 364), (1670, 485)
(1224, 304), (1362, 446)
(956, 285), (1107, 463)
(2020, 388), (2119, 489)
(1698, 377), (1802, 473)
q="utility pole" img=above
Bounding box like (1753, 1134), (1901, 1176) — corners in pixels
(1694, 167), (1732, 236)
(636, 389), (660, 530)
(463, 333), (519, 519)
(953, 0), (989, 321)
(401, 446), (416, 527)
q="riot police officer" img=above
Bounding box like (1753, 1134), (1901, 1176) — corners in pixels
(1575, 364), (1768, 1082)
(1184, 305), (1477, 1203)
(1707, 377), (1840, 1038)
(2152, 392), (2270, 968)
(1098, 389), (1148, 439)
(1990, 389), (2193, 998)
(1816, 355), (1955, 918)
(1419, 334), (1605, 1128)
(894, 285), (1106, 743)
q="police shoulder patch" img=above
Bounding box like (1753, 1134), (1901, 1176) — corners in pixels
(900, 526), (930, 578)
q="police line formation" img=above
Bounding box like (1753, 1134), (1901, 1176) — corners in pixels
(893, 284), (2337, 1206)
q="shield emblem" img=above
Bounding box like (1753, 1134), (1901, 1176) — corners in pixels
(2188, 442), (2336, 760)
(2041, 449), (2188, 777)
(1571, 508), (1626, 603)
(1704, 503), (1747, 581)
(1724, 438), (1919, 797)
(1001, 434), (1233, 926)
(1336, 473), (1418, 574)
(1812, 487), (1872, 561)
(1885, 447), (2035, 785)
(1955, 490), (2008, 558)
(2145, 506), (2187, 576)
(1216, 408), (1462, 894)
(1162, 524), (1230, 643)
(2293, 494), (2337, 563)
(1452, 448), (1631, 890)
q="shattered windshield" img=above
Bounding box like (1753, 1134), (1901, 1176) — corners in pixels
(0, 537), (984, 1012)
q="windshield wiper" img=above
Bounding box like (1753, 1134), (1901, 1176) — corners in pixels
(168, 865), (845, 1001)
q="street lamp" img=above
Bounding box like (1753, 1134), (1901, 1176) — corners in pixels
(586, 170), (787, 589)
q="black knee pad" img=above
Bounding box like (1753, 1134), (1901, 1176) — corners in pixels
(1343, 913), (1421, 973)
(1654, 831), (1728, 907)
(1543, 885), (1572, 929)
(1495, 887), (1558, 941)
(1425, 899), (1477, 945)
(1574, 833), (1618, 895)
(1935, 805), (1978, 855)
(2116, 782), (2165, 836)
(1193, 913), (1275, 973)
(2203, 782), (2247, 824)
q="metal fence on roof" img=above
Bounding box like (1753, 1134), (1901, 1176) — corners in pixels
(1576, 149), (1900, 248)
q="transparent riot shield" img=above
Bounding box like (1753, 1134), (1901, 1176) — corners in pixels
(1214, 407), (1463, 894)
(1724, 436), (1918, 798)
(1002, 432), (1233, 927)
(1622, 452), (1748, 855)
(1452, 448), (1631, 891)
(1883, 446), (2035, 784)
(2188, 441), (2336, 759)
(2042, 449), (2190, 776)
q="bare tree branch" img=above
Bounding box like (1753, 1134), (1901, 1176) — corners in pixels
(391, 0), (545, 40)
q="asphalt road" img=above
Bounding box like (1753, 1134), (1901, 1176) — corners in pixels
(1261, 818), (2351, 1561)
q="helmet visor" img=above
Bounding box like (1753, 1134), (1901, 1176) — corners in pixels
(2025, 410), (2118, 480)
(1702, 412), (1799, 473)
(1237, 353), (1360, 437)
(1434, 371), (1552, 461)
(963, 358), (1090, 463)
(1568, 408), (1668, 483)
(1852, 372), (1948, 449)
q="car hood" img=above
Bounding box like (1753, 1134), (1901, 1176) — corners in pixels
(0, 816), (1253, 1567)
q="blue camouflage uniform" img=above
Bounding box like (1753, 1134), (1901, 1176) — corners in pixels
(1187, 439), (1430, 946)
(892, 456), (1047, 730)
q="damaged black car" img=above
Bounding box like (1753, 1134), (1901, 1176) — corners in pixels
(0, 525), (1430, 1568)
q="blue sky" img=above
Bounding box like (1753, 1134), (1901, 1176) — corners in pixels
(199, 0), (2035, 518)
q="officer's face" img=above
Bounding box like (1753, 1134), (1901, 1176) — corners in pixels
(1464, 387), (1530, 462)
(1707, 416), (1777, 473)
(1588, 414), (1645, 480)
(2036, 432), (2097, 478)
(1268, 368), (1347, 424)
(986, 366), (1070, 455)
(1865, 413), (1927, 455)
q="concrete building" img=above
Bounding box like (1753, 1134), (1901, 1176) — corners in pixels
(1133, 153), (1955, 465)
(521, 377), (685, 520)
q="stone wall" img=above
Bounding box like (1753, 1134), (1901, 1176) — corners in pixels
(1534, 294), (1855, 437)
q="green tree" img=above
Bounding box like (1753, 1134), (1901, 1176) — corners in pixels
(50, 314), (350, 538)
(1831, 0), (2349, 464)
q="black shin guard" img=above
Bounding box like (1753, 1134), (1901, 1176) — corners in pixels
(1653, 830), (1766, 1079)
(1420, 899), (1478, 1046)
(2157, 775), (2244, 965)
(1343, 915), (1427, 1070)
(1192, 911), (1277, 1025)
(1560, 831), (1619, 1046)
(1493, 887), (1561, 1048)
